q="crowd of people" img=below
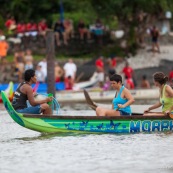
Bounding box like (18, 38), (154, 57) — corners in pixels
(95, 55), (153, 91)
(1, 50), (173, 92)
(2, 15), (107, 49)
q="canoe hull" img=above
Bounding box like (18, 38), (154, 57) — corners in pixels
(22, 115), (173, 133)
(2, 91), (173, 134)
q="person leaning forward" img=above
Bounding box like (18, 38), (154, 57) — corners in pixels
(144, 72), (173, 115)
(96, 74), (135, 116)
(12, 69), (53, 115)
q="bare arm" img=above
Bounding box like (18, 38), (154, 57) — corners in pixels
(166, 85), (173, 97)
(118, 89), (135, 108)
(25, 85), (51, 106)
(144, 102), (162, 113)
(164, 85), (173, 113)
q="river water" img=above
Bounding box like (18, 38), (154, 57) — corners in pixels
(1, 104), (173, 173)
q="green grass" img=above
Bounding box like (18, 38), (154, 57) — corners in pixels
(6, 54), (44, 63)
(5, 54), (93, 63)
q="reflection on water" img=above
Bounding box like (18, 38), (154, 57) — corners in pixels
(16, 132), (91, 141)
(1, 109), (173, 173)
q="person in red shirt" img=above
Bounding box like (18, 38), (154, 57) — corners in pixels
(65, 75), (73, 90)
(124, 76), (135, 89)
(38, 19), (48, 38)
(169, 70), (173, 81)
(95, 56), (104, 87)
(122, 62), (134, 78)
(5, 16), (16, 35)
(169, 69), (173, 87)
(16, 21), (26, 37)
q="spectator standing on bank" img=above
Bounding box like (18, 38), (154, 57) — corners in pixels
(122, 62), (134, 79)
(169, 68), (173, 87)
(140, 75), (150, 89)
(122, 62), (136, 87)
(150, 25), (160, 54)
(124, 76), (135, 89)
(35, 65), (45, 83)
(63, 58), (77, 86)
(55, 62), (64, 83)
(95, 56), (104, 87)
(14, 51), (25, 82)
(108, 55), (123, 75)
(0, 36), (9, 64)
(65, 75), (73, 90)
(38, 58), (47, 82)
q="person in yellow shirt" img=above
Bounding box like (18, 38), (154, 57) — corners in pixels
(144, 72), (173, 115)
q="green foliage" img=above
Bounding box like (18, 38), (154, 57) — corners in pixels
(0, 15), (5, 29)
(1, 0), (173, 56)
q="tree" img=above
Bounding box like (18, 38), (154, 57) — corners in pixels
(90, 0), (173, 53)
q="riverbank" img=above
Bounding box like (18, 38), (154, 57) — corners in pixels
(116, 45), (173, 71)
(114, 45), (173, 85)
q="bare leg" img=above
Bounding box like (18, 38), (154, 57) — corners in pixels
(62, 32), (68, 45)
(81, 33), (84, 40)
(55, 32), (61, 46)
(155, 43), (160, 53)
(41, 103), (52, 115)
(152, 43), (156, 56)
(96, 106), (120, 116)
(87, 30), (91, 39)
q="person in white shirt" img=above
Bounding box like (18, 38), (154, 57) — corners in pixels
(38, 58), (47, 81)
(63, 58), (77, 85)
(35, 65), (45, 83)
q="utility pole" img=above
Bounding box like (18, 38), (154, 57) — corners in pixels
(46, 30), (55, 96)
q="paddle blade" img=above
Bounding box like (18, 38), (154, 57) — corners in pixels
(83, 89), (98, 110)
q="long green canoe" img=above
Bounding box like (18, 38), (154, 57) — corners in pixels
(1, 91), (173, 134)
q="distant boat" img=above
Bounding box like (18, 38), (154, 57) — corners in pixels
(73, 72), (99, 90)
(1, 91), (172, 134)
(0, 72), (99, 93)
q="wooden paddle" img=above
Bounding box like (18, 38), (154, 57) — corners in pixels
(83, 89), (98, 110)
(83, 89), (119, 111)
(83, 89), (171, 117)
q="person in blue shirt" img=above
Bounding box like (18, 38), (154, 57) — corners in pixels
(96, 74), (135, 116)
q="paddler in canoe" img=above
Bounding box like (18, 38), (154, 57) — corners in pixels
(12, 69), (53, 115)
(144, 72), (173, 117)
(95, 74), (135, 116)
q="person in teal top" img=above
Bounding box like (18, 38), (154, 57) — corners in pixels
(145, 72), (173, 115)
(96, 74), (135, 116)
